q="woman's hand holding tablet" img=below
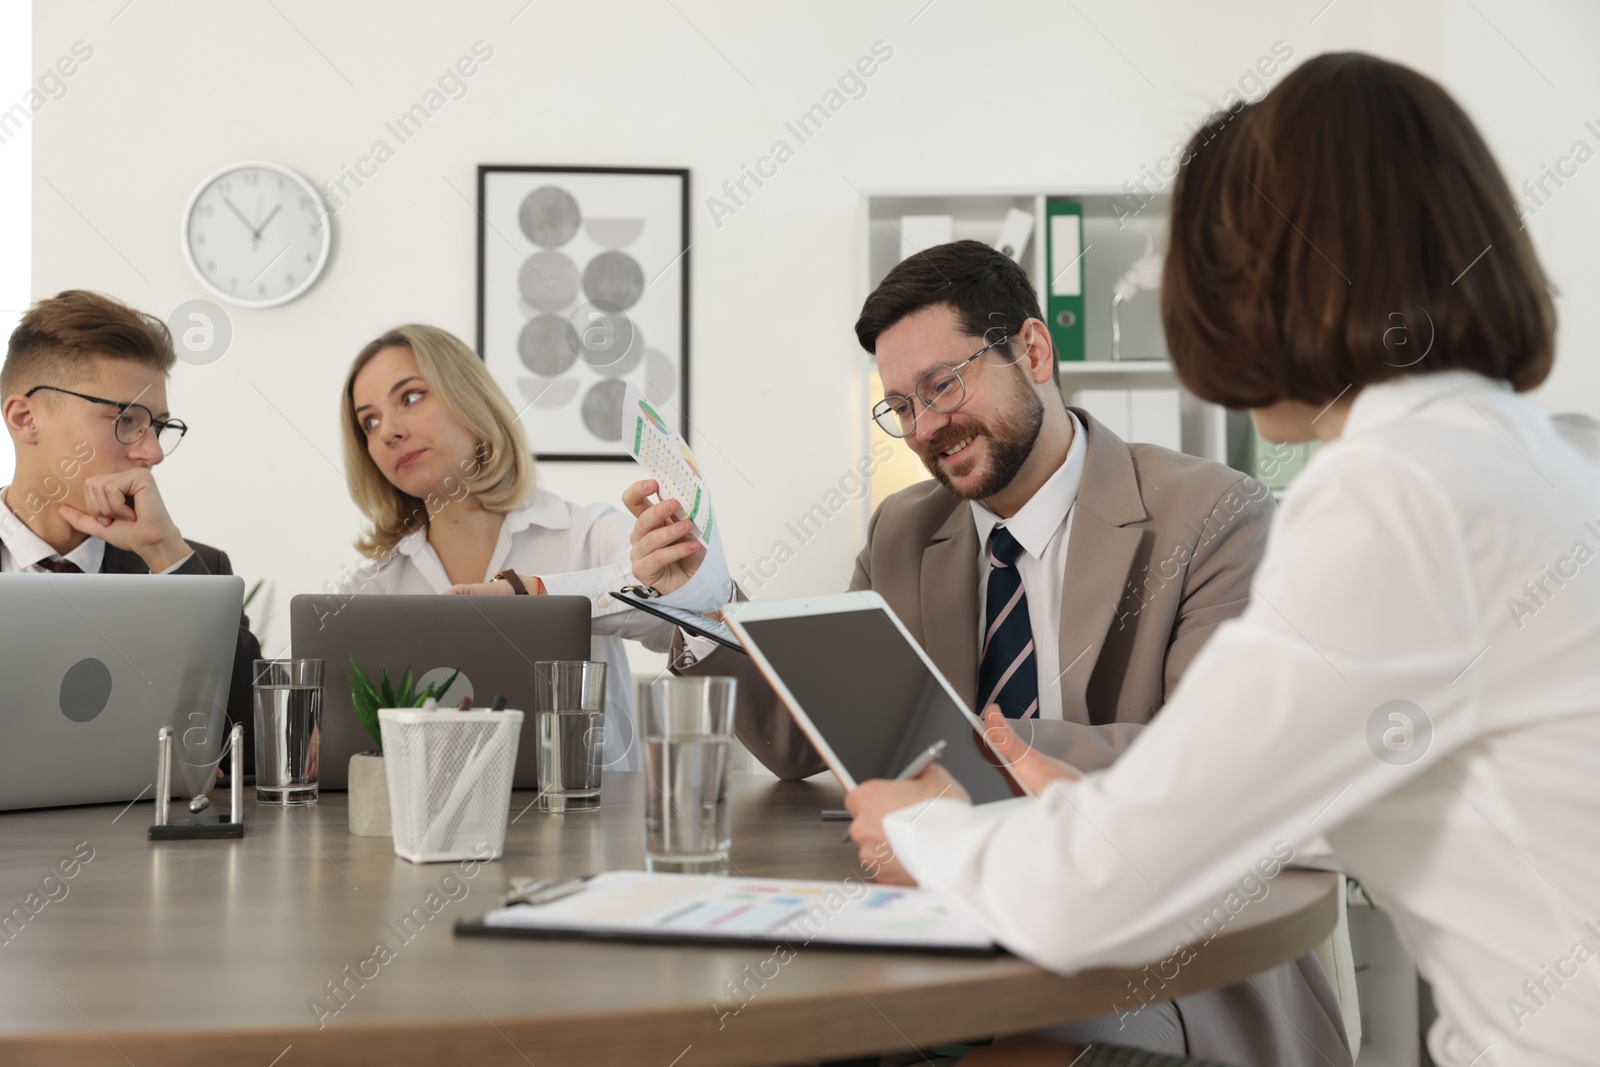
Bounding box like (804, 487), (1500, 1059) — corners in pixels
(844, 708), (1083, 883)
(844, 761), (967, 885)
(975, 707), (1083, 791)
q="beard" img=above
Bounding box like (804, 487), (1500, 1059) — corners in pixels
(920, 378), (1045, 502)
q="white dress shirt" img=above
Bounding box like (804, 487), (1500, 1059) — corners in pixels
(0, 488), (192, 574)
(970, 411), (1087, 721)
(0, 509), (105, 572)
(885, 372), (1600, 1067)
(336, 487), (732, 771)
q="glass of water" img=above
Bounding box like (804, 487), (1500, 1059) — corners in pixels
(252, 659), (323, 805)
(533, 661), (607, 813)
(639, 676), (736, 874)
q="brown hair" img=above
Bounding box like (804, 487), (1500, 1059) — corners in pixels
(2, 290), (176, 400)
(1162, 52), (1555, 409)
(855, 240), (1044, 354)
(341, 324), (535, 558)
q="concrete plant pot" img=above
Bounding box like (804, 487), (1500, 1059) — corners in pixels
(347, 752), (391, 836)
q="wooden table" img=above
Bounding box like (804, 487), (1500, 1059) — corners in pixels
(0, 773), (1337, 1066)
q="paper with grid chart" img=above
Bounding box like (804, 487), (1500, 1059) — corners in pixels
(623, 383), (714, 542)
(477, 870), (994, 951)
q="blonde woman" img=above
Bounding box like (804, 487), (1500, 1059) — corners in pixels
(337, 324), (730, 770)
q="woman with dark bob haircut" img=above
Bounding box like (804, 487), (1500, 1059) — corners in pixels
(845, 53), (1600, 1067)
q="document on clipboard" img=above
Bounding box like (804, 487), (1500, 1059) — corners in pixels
(611, 588), (744, 653)
(455, 870), (996, 955)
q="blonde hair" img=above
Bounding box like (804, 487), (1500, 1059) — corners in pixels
(341, 324), (535, 558)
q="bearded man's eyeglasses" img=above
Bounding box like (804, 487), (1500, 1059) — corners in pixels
(871, 332), (1014, 438)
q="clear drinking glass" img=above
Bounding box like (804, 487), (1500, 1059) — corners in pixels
(638, 676), (736, 874)
(252, 659), (323, 805)
(533, 660), (607, 813)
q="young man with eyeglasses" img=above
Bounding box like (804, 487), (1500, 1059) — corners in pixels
(623, 241), (1350, 1066)
(1, 289), (262, 771)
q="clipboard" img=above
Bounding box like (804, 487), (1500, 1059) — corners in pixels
(455, 870), (998, 956)
(612, 589), (744, 653)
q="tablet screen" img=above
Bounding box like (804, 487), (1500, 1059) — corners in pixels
(737, 607), (1021, 803)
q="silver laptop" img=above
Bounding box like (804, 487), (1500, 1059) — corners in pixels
(290, 594), (591, 789)
(0, 574), (243, 811)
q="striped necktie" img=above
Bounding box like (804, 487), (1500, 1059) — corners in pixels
(38, 557), (83, 574)
(977, 526), (1039, 719)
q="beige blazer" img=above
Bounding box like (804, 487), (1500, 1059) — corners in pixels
(677, 411), (1352, 1067)
(684, 409), (1275, 779)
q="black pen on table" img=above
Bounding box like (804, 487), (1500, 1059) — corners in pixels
(841, 739), (948, 842)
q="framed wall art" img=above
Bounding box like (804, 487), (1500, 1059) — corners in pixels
(476, 165), (689, 460)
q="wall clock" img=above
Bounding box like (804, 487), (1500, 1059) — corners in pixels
(181, 161), (330, 307)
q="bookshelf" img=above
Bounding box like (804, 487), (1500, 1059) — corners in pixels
(860, 188), (1246, 481)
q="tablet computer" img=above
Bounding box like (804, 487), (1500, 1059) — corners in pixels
(723, 592), (1028, 803)
(611, 589), (744, 653)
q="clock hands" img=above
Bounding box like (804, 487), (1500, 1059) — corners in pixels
(223, 195), (282, 248)
(249, 243), (294, 288)
(254, 204), (281, 239)
(222, 196), (255, 236)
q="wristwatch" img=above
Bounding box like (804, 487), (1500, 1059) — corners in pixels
(495, 570), (544, 595)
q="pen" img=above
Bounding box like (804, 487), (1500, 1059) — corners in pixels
(490, 695), (507, 712)
(894, 739), (948, 781)
(842, 739), (949, 842)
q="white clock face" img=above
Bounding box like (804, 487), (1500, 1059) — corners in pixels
(183, 163), (330, 307)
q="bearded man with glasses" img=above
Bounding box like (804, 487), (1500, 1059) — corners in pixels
(623, 240), (1350, 1066)
(1, 289), (262, 772)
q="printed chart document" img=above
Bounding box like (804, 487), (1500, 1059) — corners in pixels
(458, 871), (996, 955)
(623, 383), (714, 542)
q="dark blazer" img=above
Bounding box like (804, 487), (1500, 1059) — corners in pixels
(102, 541), (262, 775)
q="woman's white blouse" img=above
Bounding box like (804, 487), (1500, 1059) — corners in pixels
(336, 487), (731, 771)
(885, 372), (1600, 1067)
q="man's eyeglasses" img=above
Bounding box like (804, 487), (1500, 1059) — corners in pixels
(871, 331), (1012, 438)
(25, 386), (189, 455)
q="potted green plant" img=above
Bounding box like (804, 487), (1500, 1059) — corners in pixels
(346, 659), (458, 837)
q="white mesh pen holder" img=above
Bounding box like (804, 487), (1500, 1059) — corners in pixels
(379, 708), (523, 863)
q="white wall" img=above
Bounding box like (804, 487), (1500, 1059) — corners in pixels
(23, 0), (1512, 655)
(0, 1), (29, 481)
(1443, 0), (1600, 416)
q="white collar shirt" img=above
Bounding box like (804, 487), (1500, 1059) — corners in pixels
(968, 411), (1088, 721)
(0, 493), (106, 573)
